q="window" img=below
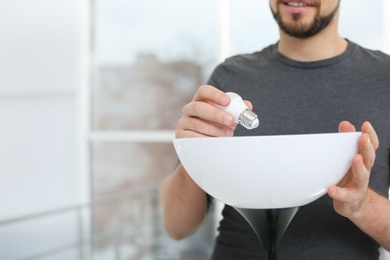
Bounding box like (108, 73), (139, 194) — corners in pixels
(92, 0), (219, 258)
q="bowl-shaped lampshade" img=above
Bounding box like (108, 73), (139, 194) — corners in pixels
(173, 132), (360, 209)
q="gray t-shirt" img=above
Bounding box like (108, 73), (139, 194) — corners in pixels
(208, 40), (390, 259)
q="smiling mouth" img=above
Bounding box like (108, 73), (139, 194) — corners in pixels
(283, 1), (314, 7)
(287, 2), (307, 7)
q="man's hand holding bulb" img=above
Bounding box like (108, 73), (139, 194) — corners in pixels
(176, 85), (255, 139)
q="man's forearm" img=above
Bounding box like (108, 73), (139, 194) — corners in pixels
(350, 188), (390, 251)
(159, 163), (208, 240)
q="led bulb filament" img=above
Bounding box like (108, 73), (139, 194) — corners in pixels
(218, 92), (259, 130)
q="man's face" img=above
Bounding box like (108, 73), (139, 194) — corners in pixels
(269, 0), (341, 38)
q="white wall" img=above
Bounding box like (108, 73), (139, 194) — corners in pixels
(0, 0), (88, 259)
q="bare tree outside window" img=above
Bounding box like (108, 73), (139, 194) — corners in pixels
(93, 53), (204, 130)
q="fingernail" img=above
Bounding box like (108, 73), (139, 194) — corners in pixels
(224, 115), (234, 125)
(221, 95), (230, 106)
(365, 136), (371, 146)
(225, 129), (234, 137)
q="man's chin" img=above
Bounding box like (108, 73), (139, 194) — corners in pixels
(277, 18), (317, 38)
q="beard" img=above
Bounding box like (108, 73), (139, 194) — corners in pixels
(270, 1), (340, 39)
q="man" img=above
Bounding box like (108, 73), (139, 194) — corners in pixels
(160, 0), (390, 258)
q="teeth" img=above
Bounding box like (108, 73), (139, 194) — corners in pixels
(287, 2), (308, 7)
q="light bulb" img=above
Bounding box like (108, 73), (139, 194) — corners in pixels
(218, 92), (259, 130)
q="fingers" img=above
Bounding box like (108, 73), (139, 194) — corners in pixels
(339, 121), (379, 150)
(328, 154), (369, 206)
(244, 100), (253, 111)
(351, 154), (370, 191)
(338, 121), (378, 171)
(361, 121), (379, 150)
(338, 121), (356, 133)
(351, 122), (378, 172)
(358, 133), (376, 171)
(192, 85), (230, 106)
(176, 85), (236, 138)
(329, 121), (379, 218)
(181, 101), (234, 127)
(178, 85), (257, 138)
(177, 115), (236, 138)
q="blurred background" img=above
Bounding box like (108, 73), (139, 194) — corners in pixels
(0, 0), (389, 259)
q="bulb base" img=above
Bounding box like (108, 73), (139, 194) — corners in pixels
(239, 109), (259, 129)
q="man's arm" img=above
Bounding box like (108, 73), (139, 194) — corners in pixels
(329, 121), (390, 250)
(159, 163), (208, 240)
(159, 85), (241, 239)
(350, 188), (390, 251)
